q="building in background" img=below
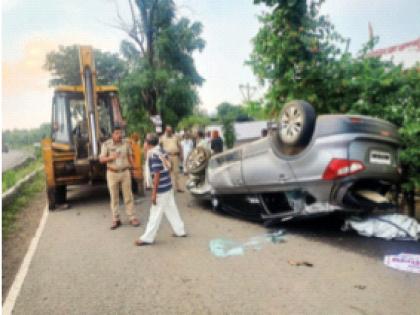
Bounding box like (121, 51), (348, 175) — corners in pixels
(368, 37), (420, 68)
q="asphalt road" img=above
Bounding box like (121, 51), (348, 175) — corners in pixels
(11, 185), (420, 314)
(2, 150), (33, 172)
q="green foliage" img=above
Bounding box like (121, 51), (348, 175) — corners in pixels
(118, 0), (205, 132)
(177, 115), (211, 131)
(222, 117), (236, 149)
(44, 45), (126, 86)
(250, 0), (420, 192)
(243, 100), (268, 120)
(2, 172), (45, 239)
(2, 159), (42, 191)
(216, 102), (252, 122)
(249, 0), (346, 115)
(3, 123), (50, 148)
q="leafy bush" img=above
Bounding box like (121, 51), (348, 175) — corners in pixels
(222, 118), (236, 149)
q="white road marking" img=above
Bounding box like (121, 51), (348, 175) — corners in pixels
(2, 204), (49, 315)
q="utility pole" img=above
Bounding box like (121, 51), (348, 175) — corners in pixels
(239, 83), (257, 102)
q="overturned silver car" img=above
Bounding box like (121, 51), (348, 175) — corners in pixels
(186, 100), (401, 223)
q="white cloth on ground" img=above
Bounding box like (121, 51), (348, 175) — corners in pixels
(343, 214), (420, 240)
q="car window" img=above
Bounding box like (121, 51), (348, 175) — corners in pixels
(210, 149), (241, 168)
(52, 93), (71, 144)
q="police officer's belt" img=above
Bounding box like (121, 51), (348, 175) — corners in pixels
(107, 167), (129, 173)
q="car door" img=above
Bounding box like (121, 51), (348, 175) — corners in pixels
(241, 138), (296, 193)
(207, 148), (245, 194)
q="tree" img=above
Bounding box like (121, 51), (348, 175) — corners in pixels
(3, 123), (51, 148)
(222, 117), (236, 149)
(216, 102), (252, 122)
(44, 45), (126, 86)
(243, 100), (267, 120)
(248, 0), (346, 116)
(115, 0), (205, 129)
(177, 115), (211, 131)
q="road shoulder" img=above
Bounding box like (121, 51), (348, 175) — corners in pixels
(2, 191), (46, 302)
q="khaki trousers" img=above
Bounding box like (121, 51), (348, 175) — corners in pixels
(140, 189), (185, 243)
(106, 170), (135, 220)
(168, 155), (182, 190)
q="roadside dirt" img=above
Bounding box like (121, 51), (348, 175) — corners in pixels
(2, 191), (46, 302)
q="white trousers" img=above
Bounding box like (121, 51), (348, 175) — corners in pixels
(140, 189), (186, 243)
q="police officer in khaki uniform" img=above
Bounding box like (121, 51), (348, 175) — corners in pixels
(100, 126), (140, 229)
(160, 126), (184, 192)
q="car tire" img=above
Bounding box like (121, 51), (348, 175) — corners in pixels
(185, 147), (211, 174)
(278, 100), (316, 147)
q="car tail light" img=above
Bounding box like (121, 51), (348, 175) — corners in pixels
(322, 159), (365, 180)
(349, 117), (362, 123)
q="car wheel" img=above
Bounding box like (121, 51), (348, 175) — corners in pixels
(278, 100), (316, 147)
(185, 147), (211, 174)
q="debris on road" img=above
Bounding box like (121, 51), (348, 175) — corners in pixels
(384, 253), (420, 274)
(287, 260), (314, 267)
(342, 214), (420, 240)
(209, 230), (285, 258)
(354, 285), (367, 290)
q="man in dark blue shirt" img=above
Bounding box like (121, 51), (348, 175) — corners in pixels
(135, 134), (186, 246)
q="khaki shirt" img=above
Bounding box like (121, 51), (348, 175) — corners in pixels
(100, 138), (133, 170)
(160, 135), (181, 154)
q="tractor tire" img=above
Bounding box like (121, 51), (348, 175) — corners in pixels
(47, 185), (66, 211)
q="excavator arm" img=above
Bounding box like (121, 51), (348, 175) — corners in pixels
(79, 46), (100, 159)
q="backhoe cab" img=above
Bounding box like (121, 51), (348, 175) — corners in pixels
(42, 46), (143, 210)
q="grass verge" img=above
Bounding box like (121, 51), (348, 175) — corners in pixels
(2, 172), (45, 239)
(2, 158), (43, 192)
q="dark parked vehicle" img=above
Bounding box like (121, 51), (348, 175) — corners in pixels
(186, 100), (400, 223)
(2, 143), (9, 153)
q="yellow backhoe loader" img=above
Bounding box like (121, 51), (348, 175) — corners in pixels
(42, 46), (143, 210)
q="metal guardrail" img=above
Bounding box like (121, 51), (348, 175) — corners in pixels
(2, 166), (43, 203)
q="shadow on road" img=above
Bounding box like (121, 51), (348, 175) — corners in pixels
(66, 190), (419, 261)
(275, 214), (420, 260)
(66, 184), (109, 207)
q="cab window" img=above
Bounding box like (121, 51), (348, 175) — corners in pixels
(52, 94), (71, 144)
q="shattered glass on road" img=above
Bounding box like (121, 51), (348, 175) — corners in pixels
(209, 230), (286, 257)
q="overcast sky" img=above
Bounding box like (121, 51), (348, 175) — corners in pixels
(2, 0), (420, 130)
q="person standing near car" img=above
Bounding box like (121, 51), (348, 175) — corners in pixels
(181, 131), (194, 175)
(100, 126), (141, 230)
(135, 133), (186, 246)
(210, 130), (224, 154)
(160, 126), (184, 192)
(196, 130), (209, 149)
